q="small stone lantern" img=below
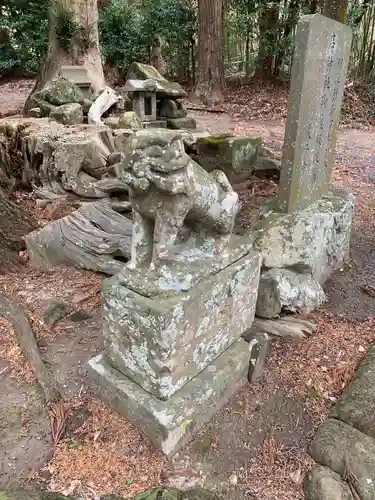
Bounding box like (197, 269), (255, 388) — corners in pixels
(124, 79), (158, 122)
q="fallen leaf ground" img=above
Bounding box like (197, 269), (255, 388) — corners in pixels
(1, 78), (375, 499)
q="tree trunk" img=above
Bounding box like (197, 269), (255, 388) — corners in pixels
(192, 0), (225, 105)
(0, 191), (38, 272)
(24, 0), (105, 113)
(323, 0), (349, 23)
(256, 2), (281, 79)
(274, 0), (300, 76)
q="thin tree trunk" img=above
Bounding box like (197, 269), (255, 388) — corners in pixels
(274, 0), (300, 76)
(256, 2), (281, 79)
(193, 0), (225, 105)
(323, 0), (349, 23)
(24, 0), (105, 113)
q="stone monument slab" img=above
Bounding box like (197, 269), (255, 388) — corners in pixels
(278, 14), (352, 213)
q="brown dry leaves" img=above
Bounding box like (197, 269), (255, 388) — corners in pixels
(44, 399), (166, 499)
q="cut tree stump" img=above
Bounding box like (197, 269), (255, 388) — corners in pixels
(26, 199), (132, 275)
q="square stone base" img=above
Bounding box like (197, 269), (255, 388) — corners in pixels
(142, 120), (167, 129)
(88, 338), (251, 457)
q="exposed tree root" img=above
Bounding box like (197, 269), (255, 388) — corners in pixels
(0, 295), (61, 404)
(252, 316), (317, 340)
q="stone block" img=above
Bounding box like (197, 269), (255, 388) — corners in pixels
(331, 342), (375, 439)
(253, 188), (355, 284)
(167, 117), (197, 130)
(118, 111), (142, 130)
(88, 338), (251, 457)
(309, 419), (375, 500)
(133, 91), (157, 122)
(279, 15), (352, 213)
(104, 116), (120, 129)
(102, 249), (261, 400)
(143, 120), (167, 129)
(113, 129), (133, 152)
(304, 466), (354, 500)
(197, 135), (261, 184)
(159, 99), (187, 119)
(247, 332), (269, 382)
(49, 103), (83, 125)
(29, 108), (41, 118)
(256, 268), (326, 319)
(41, 77), (84, 106)
(60, 65), (92, 99)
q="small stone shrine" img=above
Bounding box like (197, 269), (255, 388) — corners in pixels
(124, 79), (158, 126)
(124, 62), (197, 130)
(89, 129), (261, 456)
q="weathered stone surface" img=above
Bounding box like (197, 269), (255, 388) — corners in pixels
(279, 14), (352, 213)
(83, 98), (94, 113)
(103, 249), (260, 399)
(89, 338), (251, 456)
(127, 62), (188, 99)
(42, 299), (69, 325)
(49, 103), (84, 125)
(331, 342), (375, 439)
(118, 111), (142, 129)
(159, 99), (187, 119)
(167, 117), (197, 130)
(41, 77), (84, 106)
(197, 135), (261, 184)
(143, 120), (167, 129)
(252, 188), (355, 284)
(309, 418), (375, 500)
(247, 332), (269, 382)
(113, 129), (133, 151)
(304, 466), (354, 500)
(256, 268), (326, 318)
(59, 65), (92, 99)
(253, 156), (281, 179)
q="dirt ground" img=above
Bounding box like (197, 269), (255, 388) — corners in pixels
(1, 81), (375, 500)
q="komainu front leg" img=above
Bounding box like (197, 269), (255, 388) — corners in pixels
(128, 209), (153, 270)
(151, 209), (187, 267)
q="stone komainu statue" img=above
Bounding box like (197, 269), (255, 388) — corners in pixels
(119, 130), (239, 270)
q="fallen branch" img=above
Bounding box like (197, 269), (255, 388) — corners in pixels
(251, 316), (316, 340)
(186, 106), (226, 113)
(0, 295), (61, 404)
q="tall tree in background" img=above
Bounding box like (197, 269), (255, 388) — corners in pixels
(255, 1), (281, 78)
(323, 0), (349, 23)
(25, 0), (105, 111)
(193, 0), (225, 105)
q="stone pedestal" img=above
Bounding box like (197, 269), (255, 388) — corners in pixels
(89, 246), (261, 455)
(89, 338), (251, 457)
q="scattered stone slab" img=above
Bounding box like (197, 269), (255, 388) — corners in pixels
(309, 418), (375, 500)
(252, 188), (354, 317)
(304, 466), (354, 500)
(89, 338), (252, 457)
(197, 135), (261, 184)
(331, 342), (375, 440)
(26, 200), (132, 275)
(247, 332), (269, 382)
(40, 77), (84, 106)
(255, 268), (326, 319)
(118, 111), (142, 129)
(49, 103), (84, 125)
(42, 299), (70, 325)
